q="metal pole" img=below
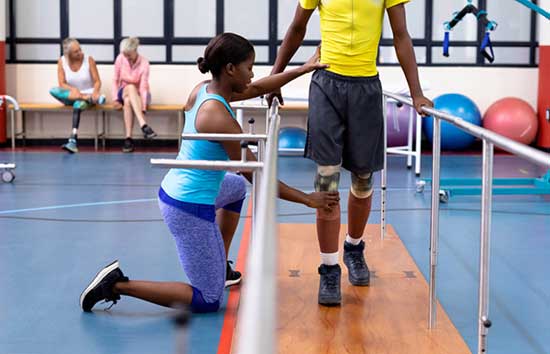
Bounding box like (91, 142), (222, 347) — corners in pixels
(1, 96), (21, 150)
(174, 306), (191, 354)
(235, 104), (280, 354)
(257, 135), (265, 230)
(415, 112), (422, 176)
(249, 118), (257, 240)
(150, 159), (263, 172)
(236, 108), (244, 128)
(265, 105), (269, 134)
(241, 142), (248, 163)
(11, 109), (15, 150)
(254, 137), (265, 242)
(181, 133), (267, 142)
(407, 106), (414, 168)
(428, 116), (441, 329)
(381, 96), (388, 240)
(477, 141), (494, 354)
(252, 170), (258, 239)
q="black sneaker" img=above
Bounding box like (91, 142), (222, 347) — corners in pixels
(343, 240), (370, 286)
(122, 138), (134, 153)
(318, 264), (341, 306)
(225, 260), (242, 287)
(80, 260), (129, 312)
(141, 125), (157, 139)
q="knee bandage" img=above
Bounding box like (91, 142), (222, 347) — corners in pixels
(315, 165), (341, 220)
(350, 172), (374, 198)
(314, 165), (341, 192)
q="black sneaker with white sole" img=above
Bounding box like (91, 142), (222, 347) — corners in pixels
(80, 260), (129, 312)
(318, 264), (342, 306)
(122, 138), (134, 153)
(141, 124), (157, 139)
(225, 260), (242, 287)
(343, 240), (370, 286)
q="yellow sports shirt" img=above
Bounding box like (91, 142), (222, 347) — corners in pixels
(299, 0), (409, 77)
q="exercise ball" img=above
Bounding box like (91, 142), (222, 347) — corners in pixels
(483, 98), (538, 145)
(423, 93), (482, 150)
(278, 127), (307, 151)
(386, 102), (417, 147)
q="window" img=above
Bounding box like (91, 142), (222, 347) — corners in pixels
(432, 0), (478, 41)
(138, 45), (167, 63)
(80, 44), (114, 62)
(383, 0), (426, 39)
(432, 46), (478, 64)
(278, 0), (321, 41)
(5, 0), (539, 66)
(5, 0), (10, 38)
(278, 45), (319, 64)
(16, 0), (60, 38)
(122, 0), (164, 37)
(172, 45), (207, 63)
(379, 46), (427, 64)
(225, 0), (269, 40)
(487, 0), (531, 42)
(69, 0), (114, 39)
(17, 44), (60, 61)
(174, 0), (216, 38)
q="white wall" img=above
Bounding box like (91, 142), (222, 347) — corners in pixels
(5, 64), (539, 139)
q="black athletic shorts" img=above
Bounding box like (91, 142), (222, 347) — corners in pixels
(305, 69), (384, 175)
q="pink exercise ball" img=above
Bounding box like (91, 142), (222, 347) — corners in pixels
(483, 98), (538, 145)
(386, 102), (417, 147)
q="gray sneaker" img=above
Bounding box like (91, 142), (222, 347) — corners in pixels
(318, 264), (341, 306)
(343, 240), (370, 286)
(61, 138), (78, 153)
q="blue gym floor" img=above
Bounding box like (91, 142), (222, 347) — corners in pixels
(1, 151), (548, 354)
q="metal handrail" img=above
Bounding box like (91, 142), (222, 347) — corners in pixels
(383, 92), (550, 168)
(150, 159), (263, 172)
(1, 95), (20, 111)
(234, 100), (281, 354)
(381, 91), (550, 354)
(180, 133), (267, 142)
(2, 96), (21, 150)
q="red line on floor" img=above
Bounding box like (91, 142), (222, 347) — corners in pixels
(216, 201), (253, 354)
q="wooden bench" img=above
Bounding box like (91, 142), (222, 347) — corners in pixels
(7, 100), (310, 151)
(9, 103), (184, 150)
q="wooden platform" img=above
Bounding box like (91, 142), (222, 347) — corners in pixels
(276, 224), (471, 354)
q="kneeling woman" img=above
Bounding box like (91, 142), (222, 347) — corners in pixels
(80, 33), (338, 313)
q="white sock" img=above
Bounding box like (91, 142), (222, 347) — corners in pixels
(320, 252), (339, 266)
(72, 128), (78, 135)
(345, 234), (362, 246)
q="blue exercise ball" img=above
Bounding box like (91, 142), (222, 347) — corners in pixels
(278, 127), (307, 151)
(423, 93), (482, 150)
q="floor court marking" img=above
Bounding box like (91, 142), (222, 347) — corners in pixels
(0, 198), (157, 215)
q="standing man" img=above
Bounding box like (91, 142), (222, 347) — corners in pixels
(270, 0), (433, 306)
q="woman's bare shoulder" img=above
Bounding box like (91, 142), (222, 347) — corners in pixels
(184, 80), (210, 111)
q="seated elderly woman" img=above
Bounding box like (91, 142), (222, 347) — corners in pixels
(112, 37), (157, 153)
(49, 38), (105, 153)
